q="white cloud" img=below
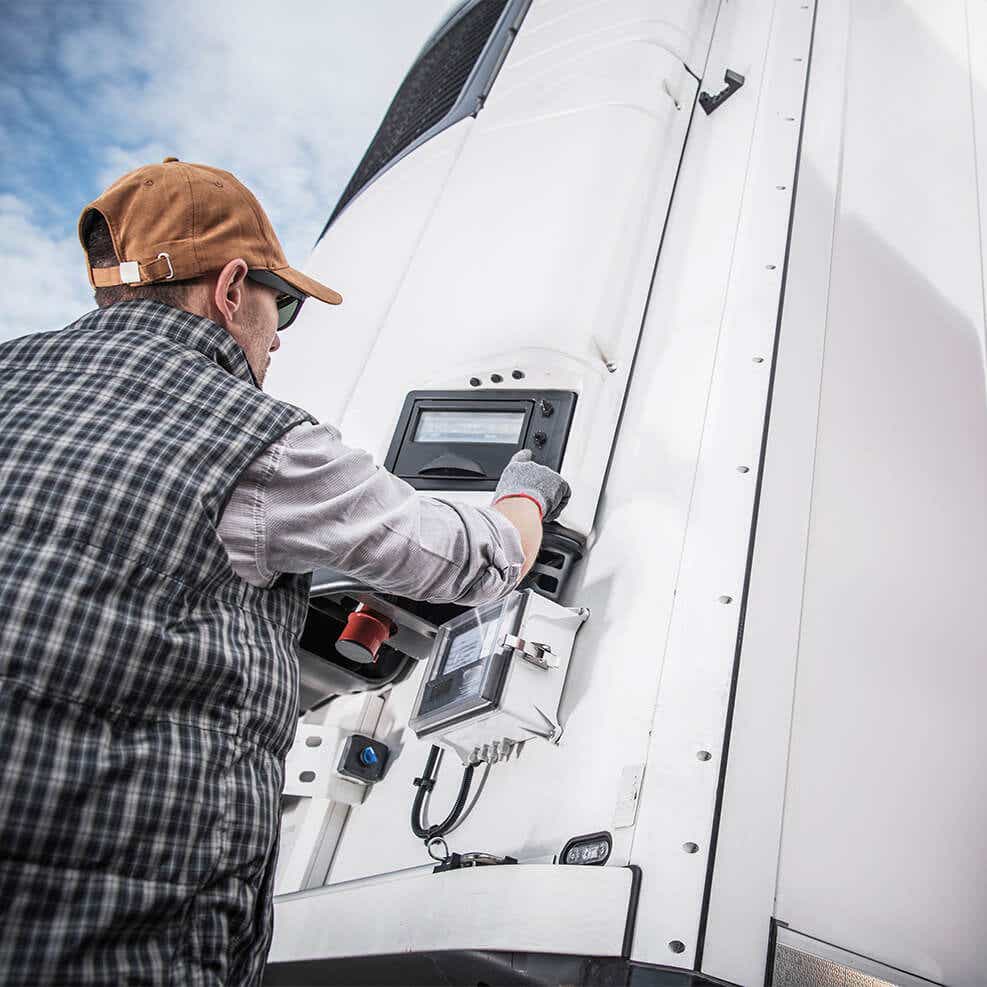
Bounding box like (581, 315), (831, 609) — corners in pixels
(73, 0), (457, 263)
(2, 0), (457, 337)
(0, 195), (94, 342)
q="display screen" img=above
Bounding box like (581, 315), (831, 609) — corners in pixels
(412, 593), (522, 729)
(442, 617), (501, 674)
(415, 410), (525, 445)
(422, 663), (484, 711)
(419, 617), (501, 715)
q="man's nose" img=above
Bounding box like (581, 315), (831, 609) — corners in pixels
(270, 333), (281, 353)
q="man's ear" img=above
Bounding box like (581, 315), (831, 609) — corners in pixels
(213, 259), (249, 326)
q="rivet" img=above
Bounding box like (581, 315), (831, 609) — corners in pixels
(512, 370), (524, 380)
(737, 466), (750, 473)
(469, 377), (481, 387)
(766, 264), (777, 270)
(697, 750), (712, 761)
(683, 842), (700, 854)
(669, 940), (686, 954)
(752, 356), (765, 364)
(718, 595), (733, 604)
(491, 373), (503, 383)
(304, 736), (322, 747)
(776, 185), (787, 190)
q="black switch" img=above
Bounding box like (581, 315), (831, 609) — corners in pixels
(533, 432), (547, 448)
(539, 399), (554, 417)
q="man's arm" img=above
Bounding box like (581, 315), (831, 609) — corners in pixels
(490, 448), (572, 581)
(217, 423), (567, 606)
(492, 497), (543, 580)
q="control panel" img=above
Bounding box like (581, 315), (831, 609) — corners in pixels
(384, 389), (577, 491)
(409, 589), (589, 765)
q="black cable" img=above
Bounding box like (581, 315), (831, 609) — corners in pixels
(411, 745), (475, 841)
(411, 745), (441, 840)
(443, 760), (491, 837)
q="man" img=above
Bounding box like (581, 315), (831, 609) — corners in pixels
(0, 158), (569, 986)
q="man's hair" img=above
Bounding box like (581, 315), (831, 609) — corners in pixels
(81, 211), (202, 309)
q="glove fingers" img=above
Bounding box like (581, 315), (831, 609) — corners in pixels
(496, 451), (569, 522)
(544, 481), (571, 522)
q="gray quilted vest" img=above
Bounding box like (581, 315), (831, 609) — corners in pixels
(0, 300), (315, 985)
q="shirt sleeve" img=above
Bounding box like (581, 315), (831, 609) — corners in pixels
(217, 422), (526, 605)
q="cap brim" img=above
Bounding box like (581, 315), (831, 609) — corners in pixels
(273, 266), (343, 305)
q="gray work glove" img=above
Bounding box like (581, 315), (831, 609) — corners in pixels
(493, 450), (571, 523)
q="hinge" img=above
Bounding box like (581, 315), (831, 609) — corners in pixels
(699, 69), (746, 115)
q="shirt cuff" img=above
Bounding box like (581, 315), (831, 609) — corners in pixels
(481, 505), (526, 585)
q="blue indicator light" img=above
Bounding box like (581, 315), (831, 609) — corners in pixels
(359, 746), (379, 766)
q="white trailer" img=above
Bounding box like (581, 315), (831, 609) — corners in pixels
(263, 1), (987, 984)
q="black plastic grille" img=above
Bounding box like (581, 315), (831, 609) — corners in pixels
(326, 0), (509, 227)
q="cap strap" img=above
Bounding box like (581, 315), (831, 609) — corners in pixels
(92, 253), (175, 287)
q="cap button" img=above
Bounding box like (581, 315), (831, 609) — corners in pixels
(162, 156), (179, 163)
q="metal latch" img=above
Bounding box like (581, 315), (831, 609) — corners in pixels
(699, 69), (745, 115)
(501, 633), (558, 670)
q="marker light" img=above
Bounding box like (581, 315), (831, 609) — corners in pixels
(561, 832), (612, 866)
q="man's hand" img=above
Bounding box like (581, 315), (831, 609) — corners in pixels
(493, 450), (571, 522)
(491, 451), (570, 583)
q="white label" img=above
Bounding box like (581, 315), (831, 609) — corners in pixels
(119, 260), (141, 284)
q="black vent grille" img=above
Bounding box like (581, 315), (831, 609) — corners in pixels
(327, 0), (509, 227)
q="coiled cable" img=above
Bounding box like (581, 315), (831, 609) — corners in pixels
(411, 745), (475, 841)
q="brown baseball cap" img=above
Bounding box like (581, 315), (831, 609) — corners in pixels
(78, 157), (342, 305)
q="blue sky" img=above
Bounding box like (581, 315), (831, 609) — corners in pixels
(0, 0), (454, 341)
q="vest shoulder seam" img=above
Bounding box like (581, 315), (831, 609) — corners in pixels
(0, 361), (313, 432)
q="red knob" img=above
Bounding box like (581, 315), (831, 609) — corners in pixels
(336, 609), (394, 664)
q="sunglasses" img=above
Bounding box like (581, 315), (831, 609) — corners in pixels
(246, 269), (306, 331)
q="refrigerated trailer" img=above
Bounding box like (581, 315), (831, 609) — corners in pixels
(262, 0), (987, 984)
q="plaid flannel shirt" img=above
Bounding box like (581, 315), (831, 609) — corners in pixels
(0, 301), (314, 986)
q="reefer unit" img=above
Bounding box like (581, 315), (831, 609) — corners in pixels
(264, 1), (987, 984)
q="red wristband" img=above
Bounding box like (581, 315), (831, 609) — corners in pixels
(493, 493), (544, 520)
